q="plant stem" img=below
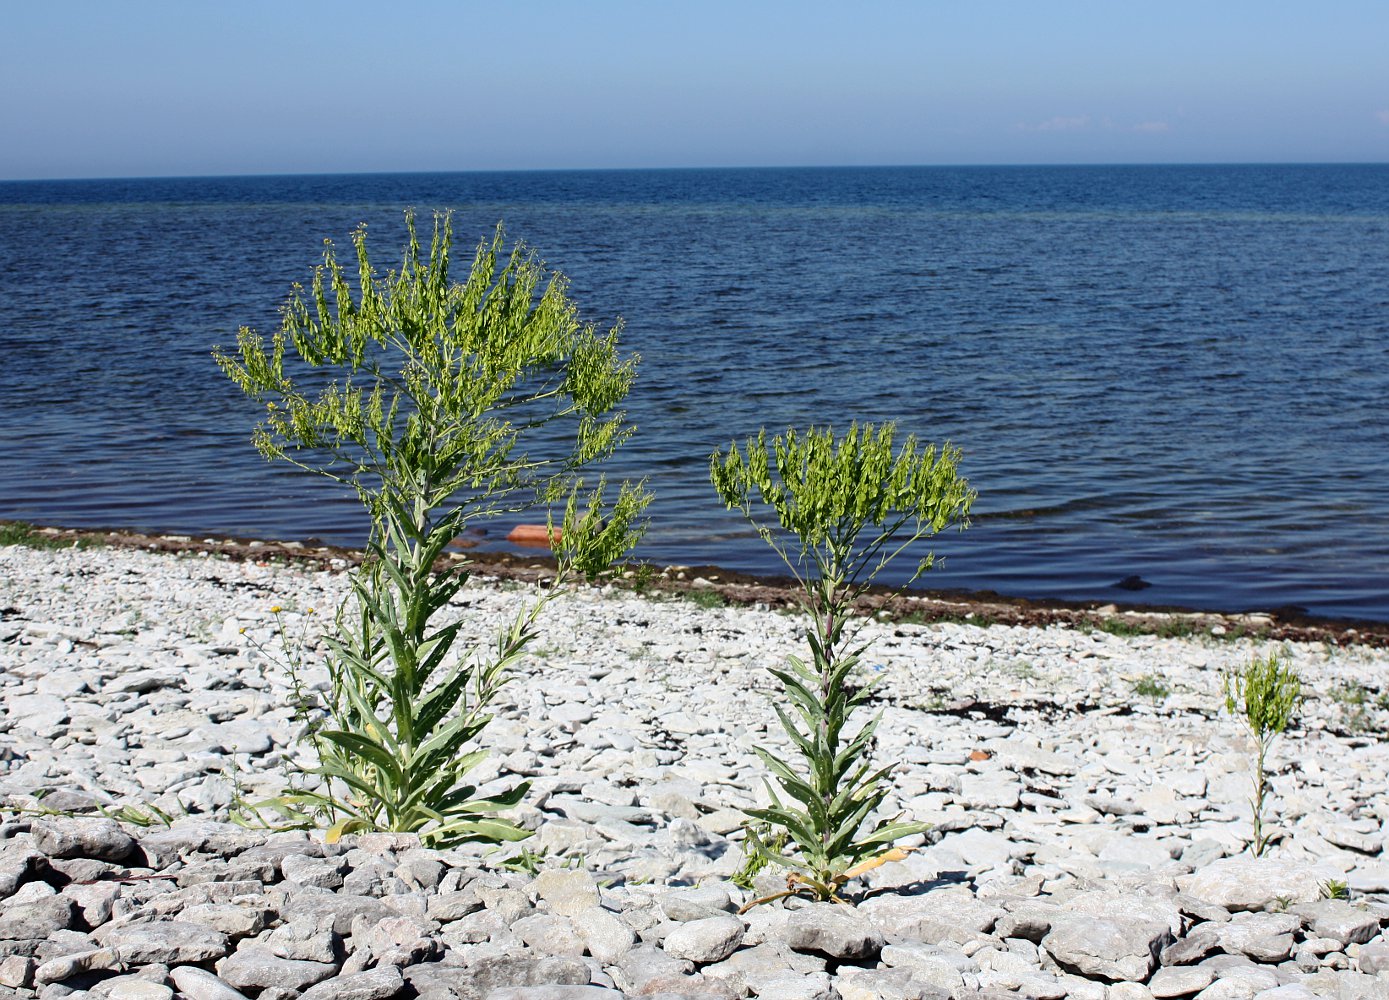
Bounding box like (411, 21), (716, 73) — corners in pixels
(1252, 736), (1269, 857)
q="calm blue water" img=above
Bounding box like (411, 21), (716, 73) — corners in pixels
(2, 165), (1387, 620)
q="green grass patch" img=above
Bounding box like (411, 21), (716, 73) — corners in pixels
(0, 522), (92, 551)
(1131, 674), (1170, 702)
(682, 588), (729, 610)
(898, 609), (997, 628)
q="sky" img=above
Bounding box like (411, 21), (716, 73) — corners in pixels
(3, 1), (1387, 180)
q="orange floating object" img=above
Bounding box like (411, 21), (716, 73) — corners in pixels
(506, 524), (561, 547)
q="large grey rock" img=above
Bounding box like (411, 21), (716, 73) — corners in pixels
(33, 948), (122, 985)
(463, 955), (593, 993)
(1346, 865), (1389, 894)
(6, 693), (67, 735)
(662, 915), (745, 964)
(167, 966), (252, 1000)
(533, 869), (600, 916)
(982, 738), (1079, 776)
(782, 903), (885, 960)
(1299, 970), (1385, 1000)
(0, 846), (40, 897)
(427, 889), (484, 922)
(299, 966), (405, 1000)
(1177, 858), (1340, 912)
(1194, 969), (1279, 1000)
(705, 939), (825, 993)
(1065, 890), (1184, 936)
(0, 955), (33, 990)
(577, 907), (635, 964)
(860, 887), (999, 944)
(0, 895), (75, 940)
(1161, 930), (1221, 966)
(1099, 837), (1181, 873)
(512, 913), (586, 958)
(879, 944), (968, 992)
(755, 971), (836, 1000)
(959, 772), (1023, 811)
(266, 914), (338, 963)
(180, 903), (274, 940)
(363, 914), (440, 967)
(1216, 913), (1299, 962)
(976, 968), (1068, 1000)
(994, 902), (1060, 942)
(216, 945), (337, 993)
(280, 853), (348, 889)
(1291, 900), (1381, 946)
(1356, 941), (1389, 975)
(105, 979), (176, 1000)
(660, 885), (737, 922)
(1149, 965), (1215, 998)
(835, 966), (929, 1000)
(486, 990), (623, 1000)
(933, 829), (1016, 869)
(137, 822), (254, 867)
(1041, 914), (1171, 982)
(617, 944), (694, 993)
(1253, 987), (1318, 1000)
(96, 920), (230, 964)
(31, 817), (138, 862)
(283, 893), (395, 936)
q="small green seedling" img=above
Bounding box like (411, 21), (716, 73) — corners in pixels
(1321, 878), (1349, 900)
(1132, 674), (1170, 705)
(1223, 652), (1301, 857)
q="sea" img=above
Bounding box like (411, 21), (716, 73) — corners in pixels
(1, 165), (1386, 621)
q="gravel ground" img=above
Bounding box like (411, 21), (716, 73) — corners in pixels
(2, 542), (1388, 999)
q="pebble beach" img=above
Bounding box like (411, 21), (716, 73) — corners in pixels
(2, 540), (1389, 1000)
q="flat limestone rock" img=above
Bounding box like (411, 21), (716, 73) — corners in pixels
(216, 945), (337, 993)
(299, 965), (405, 1000)
(1177, 858), (1340, 912)
(1148, 965), (1214, 998)
(485, 989), (625, 1000)
(1041, 914), (1170, 983)
(1290, 900), (1381, 946)
(168, 966), (253, 1000)
(577, 907), (636, 964)
(95, 920), (231, 965)
(0, 895), (75, 941)
(533, 869), (601, 916)
(860, 887), (1000, 944)
(835, 966), (930, 1000)
(34, 948), (123, 986)
(1215, 912), (1300, 963)
(663, 915), (746, 964)
(781, 904), (885, 961)
(31, 817), (137, 863)
(465, 954), (592, 993)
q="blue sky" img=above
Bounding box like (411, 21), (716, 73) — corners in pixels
(3, 1), (1386, 179)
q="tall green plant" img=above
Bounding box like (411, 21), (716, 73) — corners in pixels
(711, 423), (974, 903)
(217, 211), (648, 846)
(1223, 652), (1301, 857)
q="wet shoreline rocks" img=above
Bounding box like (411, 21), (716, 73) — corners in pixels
(2, 543), (1388, 999)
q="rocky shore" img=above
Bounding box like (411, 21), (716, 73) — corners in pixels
(2, 541), (1388, 1000)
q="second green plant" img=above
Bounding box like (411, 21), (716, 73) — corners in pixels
(711, 423), (974, 904)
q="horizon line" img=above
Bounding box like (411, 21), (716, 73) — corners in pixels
(4, 159), (1388, 185)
